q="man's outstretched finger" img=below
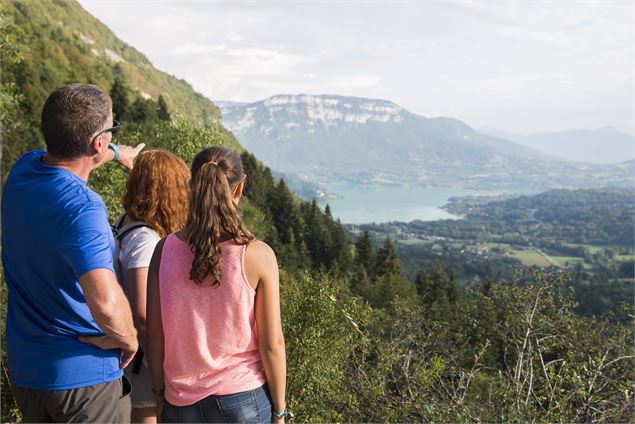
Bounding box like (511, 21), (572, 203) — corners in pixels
(117, 142), (146, 170)
(133, 142), (145, 155)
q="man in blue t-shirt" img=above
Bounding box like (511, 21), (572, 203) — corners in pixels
(2, 84), (145, 422)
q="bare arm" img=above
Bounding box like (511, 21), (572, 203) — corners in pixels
(78, 268), (138, 368)
(126, 267), (149, 352)
(248, 241), (287, 421)
(146, 239), (166, 418)
(96, 143), (145, 170)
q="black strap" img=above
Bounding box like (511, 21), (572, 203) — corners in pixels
(116, 223), (149, 241)
(132, 348), (144, 374)
(113, 215), (148, 376)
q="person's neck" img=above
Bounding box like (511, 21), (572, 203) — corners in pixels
(41, 153), (93, 181)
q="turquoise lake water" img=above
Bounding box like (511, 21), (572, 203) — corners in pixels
(317, 183), (523, 224)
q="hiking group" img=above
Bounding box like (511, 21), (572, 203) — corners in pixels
(1, 83), (290, 423)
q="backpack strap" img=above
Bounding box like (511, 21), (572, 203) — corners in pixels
(116, 223), (150, 241)
(111, 213), (126, 235)
(112, 215), (150, 287)
(111, 215), (149, 375)
(112, 214), (149, 241)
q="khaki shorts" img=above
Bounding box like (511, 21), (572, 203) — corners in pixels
(12, 375), (132, 423)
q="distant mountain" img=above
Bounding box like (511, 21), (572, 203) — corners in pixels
(221, 94), (633, 190)
(479, 127), (635, 164)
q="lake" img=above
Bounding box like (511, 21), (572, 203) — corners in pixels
(317, 182), (523, 224)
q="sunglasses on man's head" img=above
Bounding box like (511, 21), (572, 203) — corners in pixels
(95, 120), (120, 138)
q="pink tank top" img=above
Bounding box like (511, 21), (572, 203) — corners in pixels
(159, 234), (266, 406)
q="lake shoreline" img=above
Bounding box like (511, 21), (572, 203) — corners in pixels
(315, 182), (536, 225)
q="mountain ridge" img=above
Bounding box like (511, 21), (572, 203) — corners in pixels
(221, 94), (633, 190)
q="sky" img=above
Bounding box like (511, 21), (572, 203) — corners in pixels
(78, 0), (634, 135)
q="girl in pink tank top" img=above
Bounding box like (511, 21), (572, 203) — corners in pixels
(146, 147), (291, 423)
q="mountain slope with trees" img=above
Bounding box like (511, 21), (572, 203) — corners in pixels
(2, 0), (221, 174)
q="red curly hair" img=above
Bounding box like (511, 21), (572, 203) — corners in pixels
(122, 149), (190, 238)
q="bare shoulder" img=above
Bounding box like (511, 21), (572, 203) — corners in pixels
(245, 239), (277, 263)
(244, 240), (278, 283)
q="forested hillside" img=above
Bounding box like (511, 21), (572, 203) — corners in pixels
(2, 0), (221, 175)
(1, 1), (633, 422)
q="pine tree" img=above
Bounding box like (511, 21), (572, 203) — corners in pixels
(241, 151), (274, 208)
(296, 239), (311, 271)
(352, 265), (372, 296)
(430, 260), (449, 306)
(329, 218), (351, 271)
(368, 273), (418, 310)
(324, 204), (333, 220)
(321, 204), (346, 269)
(303, 200), (327, 268)
(447, 270), (459, 304)
(110, 67), (130, 121)
(318, 204), (334, 266)
(355, 230), (374, 276)
(374, 237), (401, 278)
(415, 269), (432, 304)
(129, 97), (157, 123)
(157, 94), (171, 121)
(267, 179), (299, 246)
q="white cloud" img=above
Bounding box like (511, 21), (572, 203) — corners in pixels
(341, 74), (381, 88)
(226, 47), (313, 76)
(172, 43), (228, 55)
(225, 31), (244, 42)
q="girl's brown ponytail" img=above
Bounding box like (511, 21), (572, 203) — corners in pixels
(185, 147), (254, 285)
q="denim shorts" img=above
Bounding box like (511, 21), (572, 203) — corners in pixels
(162, 384), (272, 423)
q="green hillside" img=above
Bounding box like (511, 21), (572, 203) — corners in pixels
(2, 0), (221, 170)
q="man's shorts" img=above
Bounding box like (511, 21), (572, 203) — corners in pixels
(12, 375), (132, 423)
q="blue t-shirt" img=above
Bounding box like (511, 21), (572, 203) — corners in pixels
(1, 150), (122, 390)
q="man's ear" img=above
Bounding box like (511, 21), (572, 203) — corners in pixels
(89, 134), (103, 155)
